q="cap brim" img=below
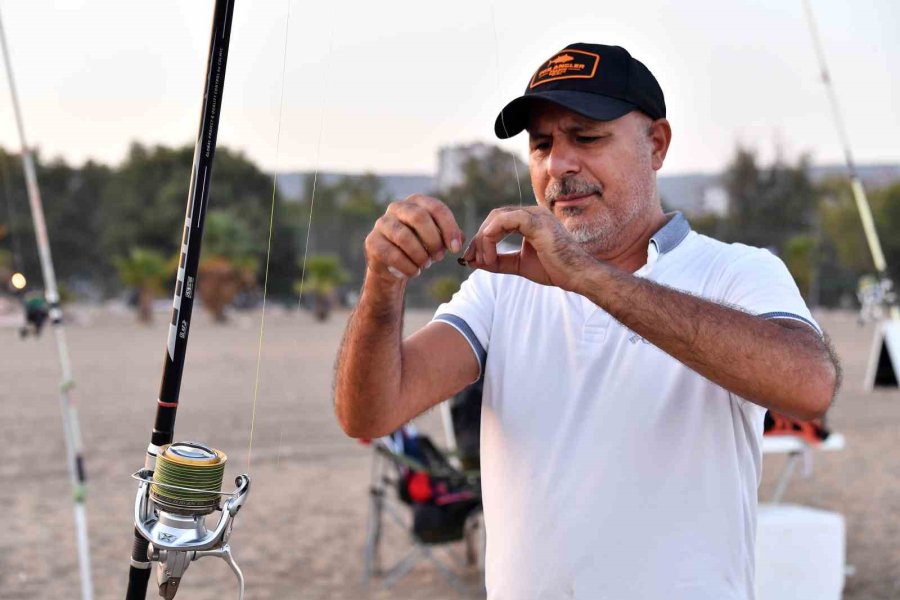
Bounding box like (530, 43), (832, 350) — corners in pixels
(494, 91), (636, 139)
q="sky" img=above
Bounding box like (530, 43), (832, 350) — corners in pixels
(0, 0), (897, 178)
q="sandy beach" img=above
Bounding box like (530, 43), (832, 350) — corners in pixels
(0, 306), (897, 599)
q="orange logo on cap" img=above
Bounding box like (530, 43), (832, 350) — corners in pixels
(530, 49), (600, 88)
(548, 54), (575, 65)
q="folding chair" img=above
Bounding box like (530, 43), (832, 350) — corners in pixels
(363, 424), (484, 595)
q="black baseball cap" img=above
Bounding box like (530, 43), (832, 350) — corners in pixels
(494, 43), (666, 139)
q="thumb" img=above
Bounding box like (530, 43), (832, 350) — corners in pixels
(516, 239), (552, 284)
(474, 241), (551, 285)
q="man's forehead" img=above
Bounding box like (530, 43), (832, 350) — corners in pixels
(526, 103), (623, 134)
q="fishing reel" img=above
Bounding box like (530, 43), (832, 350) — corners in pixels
(132, 442), (251, 600)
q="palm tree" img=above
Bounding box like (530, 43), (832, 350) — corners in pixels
(114, 248), (169, 323)
(197, 255), (257, 322)
(295, 255), (349, 321)
(196, 210), (259, 322)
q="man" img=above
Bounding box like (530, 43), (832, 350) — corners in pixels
(335, 43), (839, 599)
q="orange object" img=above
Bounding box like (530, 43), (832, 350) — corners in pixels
(764, 411), (830, 446)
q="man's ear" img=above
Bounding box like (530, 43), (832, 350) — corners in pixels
(648, 118), (672, 171)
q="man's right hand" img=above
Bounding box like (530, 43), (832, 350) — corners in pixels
(364, 194), (465, 284)
(337, 194), (479, 438)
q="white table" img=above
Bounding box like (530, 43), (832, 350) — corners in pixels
(758, 433), (848, 600)
(762, 433), (845, 503)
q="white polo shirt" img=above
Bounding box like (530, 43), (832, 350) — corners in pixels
(433, 213), (818, 600)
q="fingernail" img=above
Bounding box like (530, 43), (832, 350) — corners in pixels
(451, 239), (461, 253)
(387, 266), (405, 279)
(437, 250), (446, 261)
(415, 269), (422, 277)
(425, 259), (433, 269)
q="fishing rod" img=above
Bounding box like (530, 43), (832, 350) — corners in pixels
(125, 2), (251, 599)
(0, 8), (94, 600)
(801, 0), (898, 320)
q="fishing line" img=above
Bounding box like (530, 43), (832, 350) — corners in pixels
(454, 3), (525, 265)
(489, 7), (581, 370)
(458, 5), (525, 264)
(490, 5), (525, 209)
(295, 28), (334, 312)
(246, 0), (293, 472)
(274, 8), (336, 469)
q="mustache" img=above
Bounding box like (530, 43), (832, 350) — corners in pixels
(545, 178), (603, 206)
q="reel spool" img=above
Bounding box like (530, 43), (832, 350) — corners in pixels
(151, 442), (227, 515)
(133, 441), (250, 600)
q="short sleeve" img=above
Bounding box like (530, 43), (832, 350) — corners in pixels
(718, 246), (821, 335)
(432, 269), (497, 376)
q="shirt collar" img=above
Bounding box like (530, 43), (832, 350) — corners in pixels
(640, 211), (692, 274)
(650, 211), (691, 255)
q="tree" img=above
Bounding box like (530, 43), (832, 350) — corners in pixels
(783, 234), (816, 301)
(721, 146), (817, 252)
(41, 158), (111, 288)
(0, 248), (12, 288)
(0, 147), (112, 294)
(100, 143), (297, 299)
(871, 182), (900, 285)
(196, 210), (259, 322)
(818, 178), (874, 273)
(295, 254), (348, 321)
(298, 174), (386, 292)
(114, 248), (170, 323)
(99, 144), (191, 273)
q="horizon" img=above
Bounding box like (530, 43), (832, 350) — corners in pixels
(3, 140), (898, 181)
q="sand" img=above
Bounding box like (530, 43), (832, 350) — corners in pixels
(0, 306), (897, 599)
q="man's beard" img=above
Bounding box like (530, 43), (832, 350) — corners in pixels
(543, 174), (655, 253)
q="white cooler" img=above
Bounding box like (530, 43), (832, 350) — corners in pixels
(755, 503), (845, 600)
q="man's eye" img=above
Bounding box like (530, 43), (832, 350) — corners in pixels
(575, 135), (600, 144)
(531, 142), (550, 152)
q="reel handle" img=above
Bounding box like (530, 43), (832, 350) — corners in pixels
(195, 545), (244, 600)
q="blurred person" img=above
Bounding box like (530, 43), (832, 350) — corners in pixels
(20, 291), (48, 338)
(856, 274), (895, 325)
(334, 43), (839, 599)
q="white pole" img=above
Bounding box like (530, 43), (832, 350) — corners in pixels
(439, 401), (460, 468)
(0, 8), (94, 600)
(801, 0), (898, 321)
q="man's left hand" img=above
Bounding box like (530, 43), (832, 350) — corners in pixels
(461, 206), (596, 292)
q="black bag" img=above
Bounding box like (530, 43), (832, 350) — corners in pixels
(414, 499), (481, 544)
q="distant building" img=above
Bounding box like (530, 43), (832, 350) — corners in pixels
(657, 173), (725, 216)
(276, 172), (434, 203)
(701, 186), (729, 216)
(436, 143), (494, 193)
(658, 163), (900, 218)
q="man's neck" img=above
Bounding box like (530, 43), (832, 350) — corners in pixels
(593, 209), (668, 273)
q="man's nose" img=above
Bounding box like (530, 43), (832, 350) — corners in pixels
(546, 142), (580, 180)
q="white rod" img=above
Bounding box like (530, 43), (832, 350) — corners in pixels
(801, 0), (889, 278)
(0, 8), (94, 600)
(439, 401), (460, 468)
